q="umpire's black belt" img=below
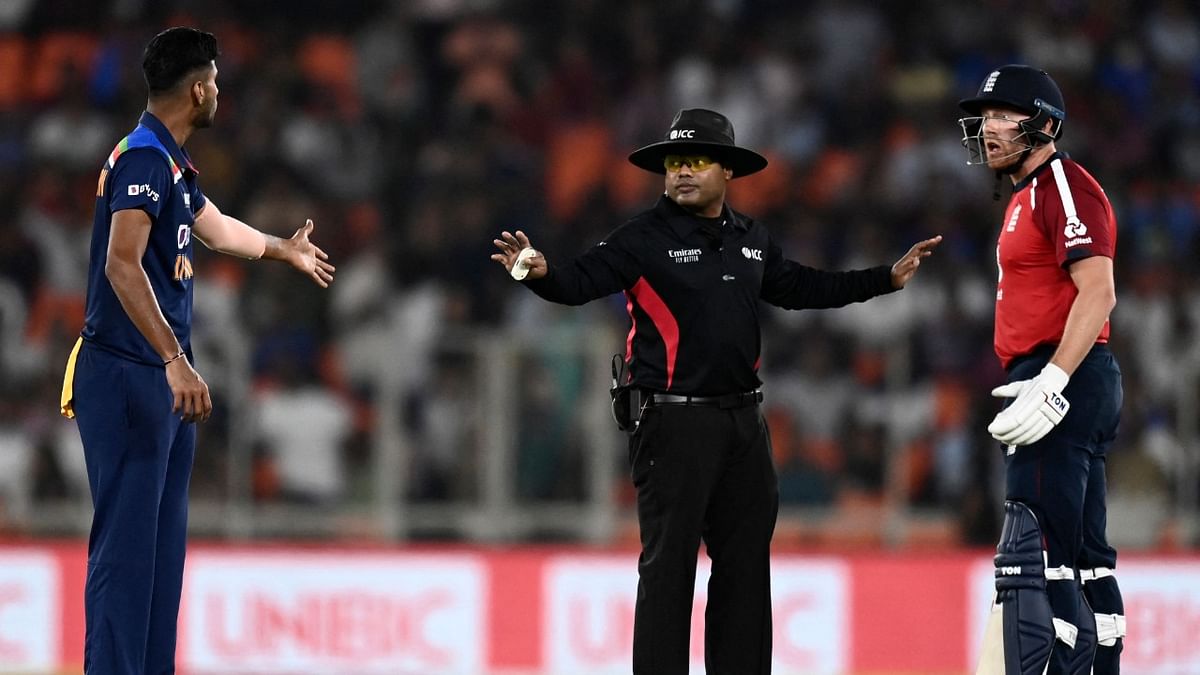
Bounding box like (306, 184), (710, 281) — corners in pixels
(646, 390), (763, 409)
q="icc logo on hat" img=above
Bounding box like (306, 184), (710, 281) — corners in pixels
(628, 109), (768, 177)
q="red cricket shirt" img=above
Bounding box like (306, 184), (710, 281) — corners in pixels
(994, 153), (1117, 368)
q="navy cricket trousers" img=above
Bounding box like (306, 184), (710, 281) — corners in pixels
(72, 343), (195, 675)
(1003, 344), (1124, 674)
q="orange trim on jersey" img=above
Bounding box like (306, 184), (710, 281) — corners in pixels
(174, 254), (194, 281)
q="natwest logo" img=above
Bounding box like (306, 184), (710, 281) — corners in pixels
(1064, 218), (1088, 239)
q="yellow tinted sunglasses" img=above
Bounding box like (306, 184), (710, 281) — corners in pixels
(663, 154), (716, 172)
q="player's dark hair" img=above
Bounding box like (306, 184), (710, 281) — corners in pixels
(142, 27), (219, 96)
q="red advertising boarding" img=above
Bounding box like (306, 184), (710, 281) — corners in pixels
(0, 550), (59, 671)
(180, 551), (487, 674)
(2, 543), (1198, 674)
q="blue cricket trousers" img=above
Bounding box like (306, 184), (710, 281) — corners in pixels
(72, 342), (195, 675)
(1003, 343), (1124, 674)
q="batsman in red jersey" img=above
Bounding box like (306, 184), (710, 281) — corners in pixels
(959, 65), (1125, 675)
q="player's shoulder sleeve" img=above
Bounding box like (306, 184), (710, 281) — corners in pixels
(106, 148), (172, 222)
(180, 148), (207, 215)
(190, 182), (207, 216)
(1039, 157), (1115, 266)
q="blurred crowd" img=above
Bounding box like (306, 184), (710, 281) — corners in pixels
(1, 0), (1199, 547)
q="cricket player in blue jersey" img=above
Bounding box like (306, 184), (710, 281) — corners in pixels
(59, 27), (335, 673)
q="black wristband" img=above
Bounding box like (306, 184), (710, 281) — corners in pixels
(163, 350), (186, 366)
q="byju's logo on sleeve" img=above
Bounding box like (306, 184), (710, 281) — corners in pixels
(127, 184), (160, 202)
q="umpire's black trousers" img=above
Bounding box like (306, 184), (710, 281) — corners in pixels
(628, 398), (779, 675)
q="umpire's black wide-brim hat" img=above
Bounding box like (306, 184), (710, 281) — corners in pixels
(628, 108), (768, 177)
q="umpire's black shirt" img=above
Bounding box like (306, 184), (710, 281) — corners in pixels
(524, 195), (897, 396)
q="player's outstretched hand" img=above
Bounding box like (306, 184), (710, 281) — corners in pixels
(891, 235), (943, 288)
(491, 230), (547, 280)
(284, 219), (336, 288)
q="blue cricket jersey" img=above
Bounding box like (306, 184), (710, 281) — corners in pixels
(82, 112), (207, 365)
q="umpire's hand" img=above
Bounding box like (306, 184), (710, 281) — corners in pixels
(891, 235), (943, 288)
(491, 230), (548, 280)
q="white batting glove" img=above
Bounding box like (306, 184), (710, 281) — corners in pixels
(987, 363), (1070, 446)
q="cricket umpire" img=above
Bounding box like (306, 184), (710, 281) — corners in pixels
(492, 108), (941, 674)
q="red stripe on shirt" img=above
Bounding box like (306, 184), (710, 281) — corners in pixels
(624, 292), (637, 365)
(629, 276), (680, 390)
